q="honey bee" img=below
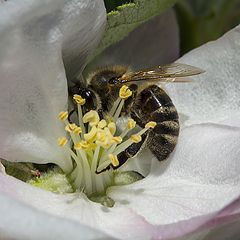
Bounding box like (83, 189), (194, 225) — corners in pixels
(69, 63), (204, 170)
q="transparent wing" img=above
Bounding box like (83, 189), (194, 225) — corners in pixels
(118, 63), (205, 83)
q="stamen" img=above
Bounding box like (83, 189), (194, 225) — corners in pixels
(128, 119), (136, 129)
(119, 85), (132, 99)
(84, 126), (97, 142)
(113, 132), (144, 156)
(113, 99), (124, 122)
(83, 110), (100, 127)
(96, 138), (111, 149)
(108, 122), (116, 135)
(109, 85), (132, 121)
(98, 119), (107, 129)
(109, 97), (121, 117)
(65, 123), (77, 133)
(108, 154), (119, 167)
(145, 121), (157, 129)
(58, 111), (68, 121)
(79, 140), (91, 150)
(120, 118), (136, 138)
(130, 134), (142, 143)
(58, 137), (68, 147)
(55, 86), (145, 198)
(112, 136), (122, 144)
(74, 142), (82, 150)
(73, 126), (82, 134)
(73, 94), (86, 105)
(72, 95), (86, 137)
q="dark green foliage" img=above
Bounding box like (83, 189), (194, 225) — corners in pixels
(175, 0), (240, 54)
(104, 0), (134, 12)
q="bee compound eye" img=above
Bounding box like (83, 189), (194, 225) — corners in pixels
(108, 78), (118, 85)
(81, 89), (97, 111)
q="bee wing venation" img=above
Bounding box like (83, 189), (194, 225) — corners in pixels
(120, 63), (204, 83)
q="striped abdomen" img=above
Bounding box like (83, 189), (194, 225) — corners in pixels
(131, 84), (179, 161)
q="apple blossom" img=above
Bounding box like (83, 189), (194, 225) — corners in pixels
(0, 1), (240, 240)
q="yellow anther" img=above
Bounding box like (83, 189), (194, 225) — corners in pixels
(74, 142), (82, 150)
(108, 154), (119, 167)
(104, 127), (114, 138)
(96, 129), (106, 142)
(83, 110), (100, 126)
(131, 134), (142, 143)
(79, 141), (91, 150)
(65, 123), (77, 133)
(127, 118), (136, 129)
(108, 122), (116, 135)
(74, 141), (91, 150)
(96, 130), (112, 148)
(96, 139), (111, 149)
(58, 111), (68, 121)
(119, 85), (132, 99)
(98, 119), (107, 129)
(84, 126), (97, 142)
(112, 136), (122, 144)
(58, 137), (68, 147)
(145, 121), (157, 129)
(88, 142), (97, 150)
(73, 126), (82, 134)
(73, 94), (86, 105)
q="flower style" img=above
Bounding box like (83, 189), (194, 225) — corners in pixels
(0, 1), (240, 240)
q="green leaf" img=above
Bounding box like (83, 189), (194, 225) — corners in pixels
(104, 0), (134, 13)
(94, 0), (177, 57)
(175, 0), (240, 54)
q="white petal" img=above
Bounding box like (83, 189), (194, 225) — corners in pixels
(108, 123), (240, 237)
(0, 1), (106, 166)
(164, 25), (240, 126)
(152, 123), (240, 184)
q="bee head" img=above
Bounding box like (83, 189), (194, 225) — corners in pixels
(69, 82), (98, 112)
(87, 66), (128, 94)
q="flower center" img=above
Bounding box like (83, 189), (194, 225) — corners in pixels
(56, 85), (156, 197)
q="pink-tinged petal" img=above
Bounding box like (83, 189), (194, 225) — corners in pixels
(164, 24), (240, 126)
(0, 0), (106, 167)
(0, 194), (112, 240)
(1, 171), (240, 240)
(0, 161), (5, 174)
(0, 173), (150, 240)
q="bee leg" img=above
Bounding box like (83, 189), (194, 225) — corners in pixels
(95, 133), (148, 173)
(95, 165), (111, 174)
(112, 132), (148, 170)
(98, 108), (104, 119)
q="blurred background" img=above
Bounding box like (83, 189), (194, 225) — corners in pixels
(86, 0), (240, 74)
(87, 0), (240, 73)
(103, 0), (240, 55)
(175, 0), (240, 54)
